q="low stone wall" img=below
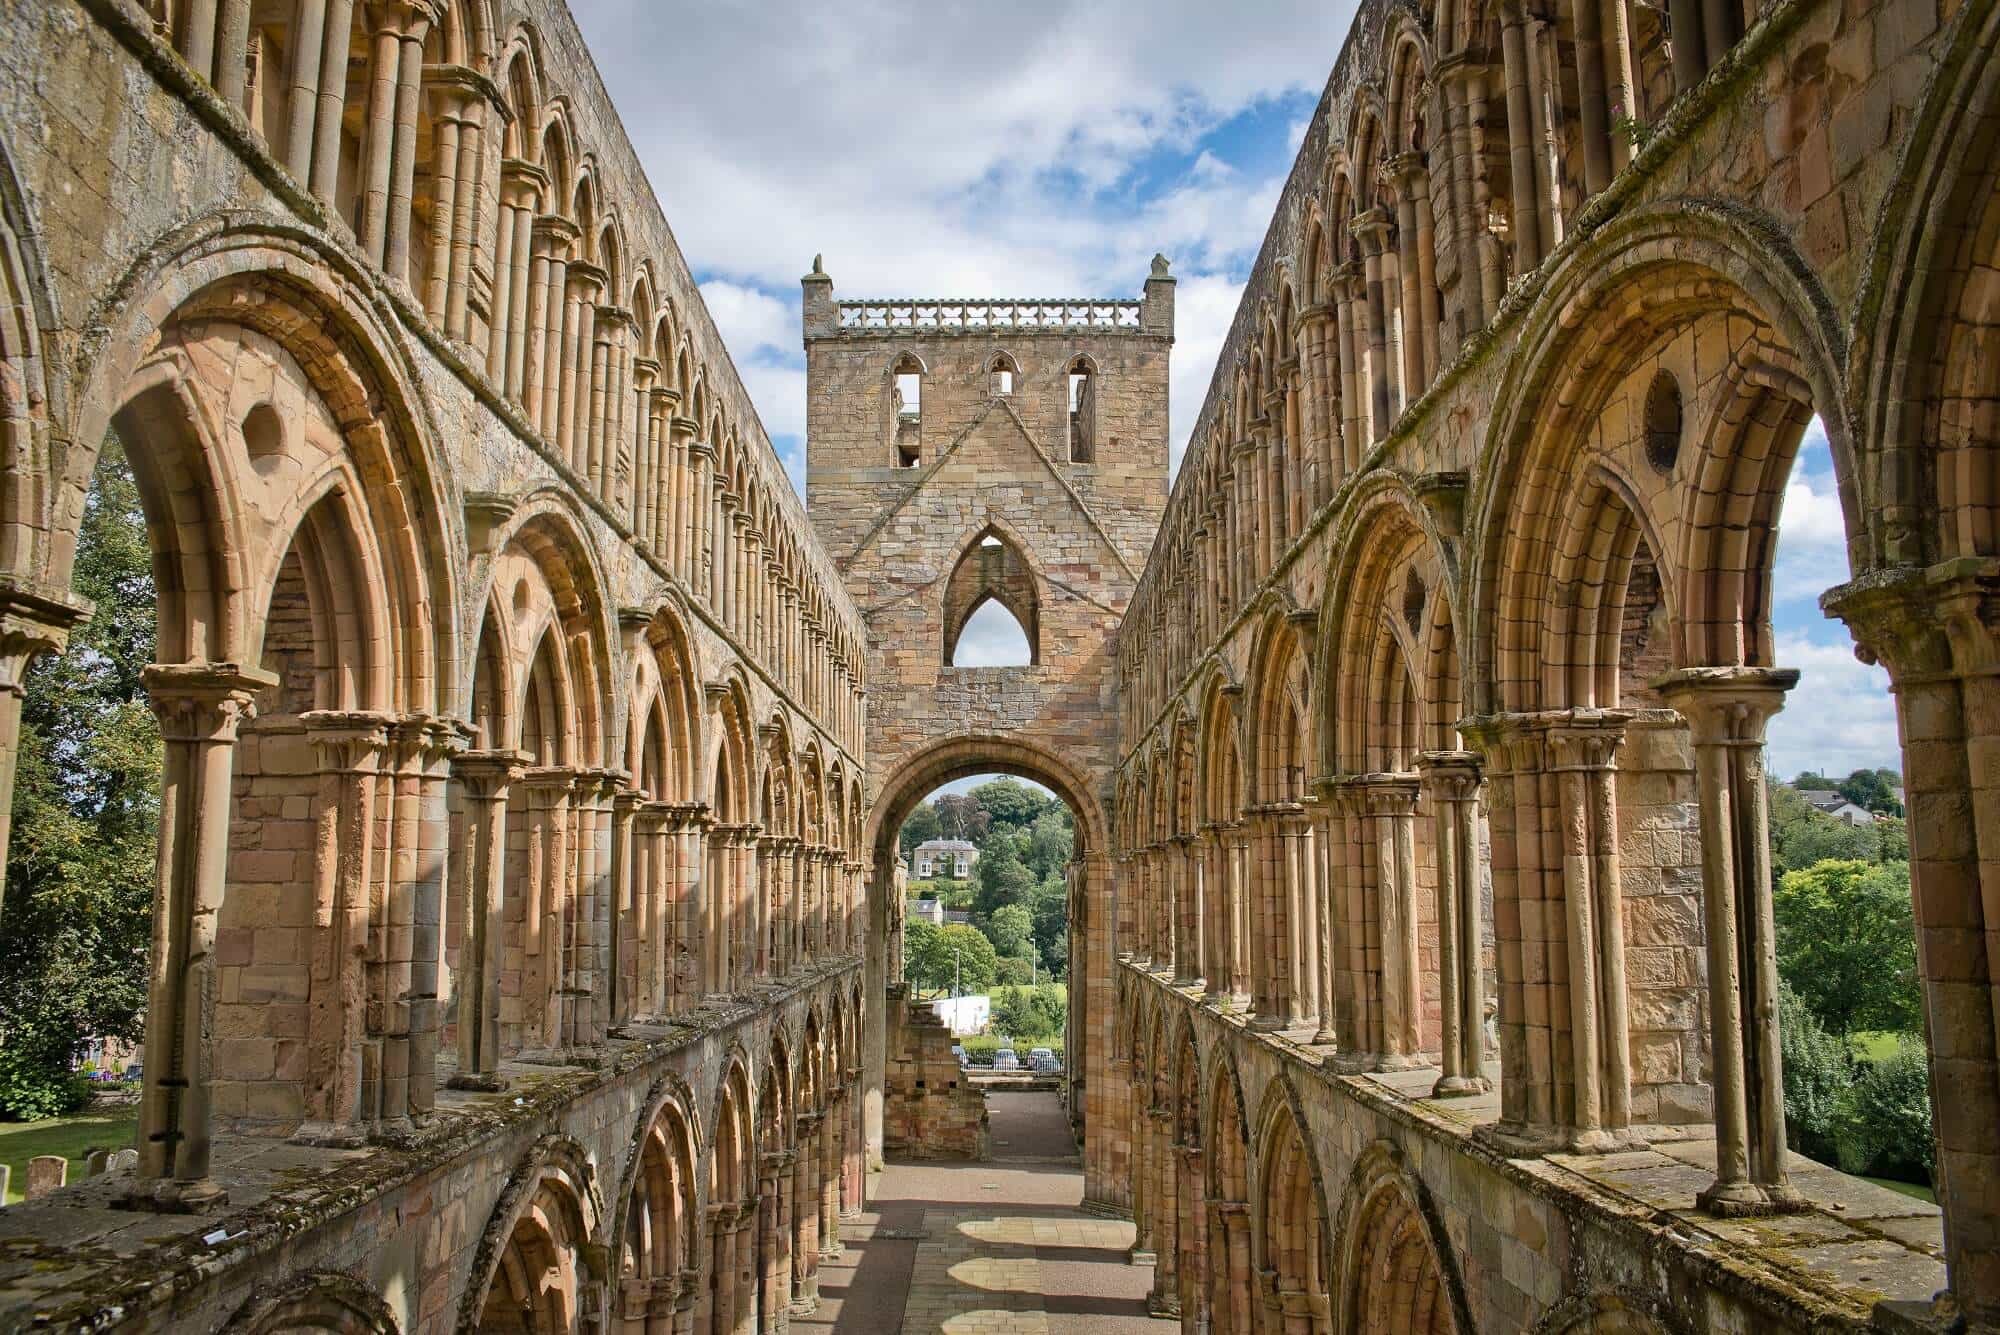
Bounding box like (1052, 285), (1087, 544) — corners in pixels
(0, 961), (861, 1333)
(884, 990), (990, 1160)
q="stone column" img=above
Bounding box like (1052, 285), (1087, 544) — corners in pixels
(1418, 752), (1489, 1096)
(1147, 1105), (1179, 1317)
(708, 1203), (738, 1335)
(1499, 3), (1544, 273)
(1550, 715), (1638, 1151)
(125, 663), (277, 1212)
(303, 0), (357, 204)
(420, 75), (474, 326)
(610, 785), (645, 1029)
(1211, 1200), (1252, 1335)
(1278, 804), (1320, 1031)
(1525, 11), (1566, 260)
(1349, 776), (1423, 1067)
(381, 4), (430, 283)
(1657, 667), (1803, 1215)
(1246, 810), (1291, 1029)
(1828, 569), (2000, 1327)
(294, 711), (392, 1146)
(390, 716), (464, 1125)
(1353, 211), (1402, 432)
(450, 750), (526, 1088)
(1389, 153), (1440, 387)
(0, 583), (87, 911)
(1307, 787), (1341, 1046)
(1331, 260), (1367, 469)
(488, 160), (544, 395)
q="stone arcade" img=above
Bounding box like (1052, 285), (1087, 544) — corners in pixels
(0, 0), (1995, 1331)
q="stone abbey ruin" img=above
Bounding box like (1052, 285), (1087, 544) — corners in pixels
(0, 0), (1995, 1330)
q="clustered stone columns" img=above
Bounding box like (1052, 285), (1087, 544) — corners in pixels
(1145, 1102), (1179, 1318)
(419, 65), (490, 340)
(1329, 775), (1423, 1070)
(1657, 667), (1803, 1216)
(1208, 1198), (1252, 1335)
(356, 1), (434, 284)
(1353, 209), (1404, 433)
(1498, 0), (1565, 275)
(1417, 751), (1490, 1097)
(1386, 153), (1440, 390)
(1172, 834), (1201, 986)
(1334, 258), (1371, 463)
(1466, 710), (1640, 1155)
(449, 749), (527, 1091)
(790, 1110), (823, 1309)
(487, 157), (546, 396)
(126, 662), (278, 1213)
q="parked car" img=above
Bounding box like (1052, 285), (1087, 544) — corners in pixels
(1030, 1053), (1061, 1074)
(951, 1044), (967, 1067)
(993, 1048), (1020, 1071)
(1028, 1047), (1053, 1062)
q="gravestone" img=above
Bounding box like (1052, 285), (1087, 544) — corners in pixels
(25, 1155), (66, 1199)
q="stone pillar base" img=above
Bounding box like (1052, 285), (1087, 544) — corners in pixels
(116, 1177), (229, 1214)
(445, 1072), (511, 1093)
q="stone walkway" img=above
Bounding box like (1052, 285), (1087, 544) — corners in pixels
(796, 1091), (1173, 1334)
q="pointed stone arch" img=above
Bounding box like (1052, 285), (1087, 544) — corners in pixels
(941, 521), (1041, 666)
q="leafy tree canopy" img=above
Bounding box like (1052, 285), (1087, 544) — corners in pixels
(903, 921), (997, 995)
(1774, 858), (1922, 1036)
(0, 438), (158, 1119)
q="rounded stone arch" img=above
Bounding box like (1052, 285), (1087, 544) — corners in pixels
(1380, 11), (1435, 154)
(1464, 203), (1855, 715)
(1530, 1289), (1689, 1335)
(708, 1048), (758, 1199)
(460, 1134), (605, 1334)
(608, 1070), (703, 1308)
(1537, 455), (1681, 711)
(58, 221), (462, 700)
(1849, 0), (2000, 568)
(1243, 593), (1315, 804)
(221, 1270), (400, 1335)
(759, 708), (799, 838)
(537, 102), (578, 214)
(1193, 665), (1246, 826)
(864, 733), (1109, 861)
(1319, 473), (1463, 773)
(1251, 1076), (1336, 1332)
(760, 1023), (795, 1151)
(705, 666), (756, 823)
(940, 515), (1043, 666)
(479, 493), (617, 766)
(625, 593), (702, 802)
(0, 131), (62, 583)
(493, 27), (546, 164)
(1332, 1140), (1471, 1335)
(1167, 705), (1198, 838)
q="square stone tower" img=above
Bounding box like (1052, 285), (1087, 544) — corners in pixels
(803, 259), (1173, 1177)
(803, 258), (1175, 821)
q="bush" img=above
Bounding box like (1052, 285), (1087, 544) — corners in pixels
(1835, 1037), (1934, 1183)
(1778, 980), (1850, 1164)
(0, 1043), (93, 1122)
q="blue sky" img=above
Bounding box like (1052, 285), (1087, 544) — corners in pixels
(574, 0), (1899, 791)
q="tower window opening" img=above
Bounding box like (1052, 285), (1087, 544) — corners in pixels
(1067, 358), (1096, 463)
(989, 353), (1018, 398)
(891, 353), (924, 467)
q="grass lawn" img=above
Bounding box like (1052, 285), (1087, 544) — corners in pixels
(1849, 1031), (1907, 1062)
(1862, 1174), (1937, 1204)
(0, 1105), (139, 1203)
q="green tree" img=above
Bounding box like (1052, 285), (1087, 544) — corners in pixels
(993, 983), (1067, 1040)
(995, 955), (1034, 986)
(1774, 858), (1922, 1036)
(1835, 1038), (1934, 1182)
(971, 777), (1054, 834)
(973, 834), (1035, 920)
(0, 438), (159, 1119)
(1023, 810), (1074, 881)
(935, 793), (991, 842)
(1778, 980), (1851, 1165)
(1028, 875), (1068, 978)
(1768, 782), (1903, 875)
(898, 802), (941, 860)
(904, 922), (997, 995)
(988, 903), (1033, 959)
(1836, 767), (1904, 817)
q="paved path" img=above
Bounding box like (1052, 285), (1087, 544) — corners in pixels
(796, 1091), (1174, 1334)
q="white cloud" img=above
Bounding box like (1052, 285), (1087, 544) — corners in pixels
(1773, 458), (1851, 604)
(1765, 628), (1901, 782)
(571, 0), (1359, 485)
(1167, 273), (1251, 470)
(951, 600), (1034, 667)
